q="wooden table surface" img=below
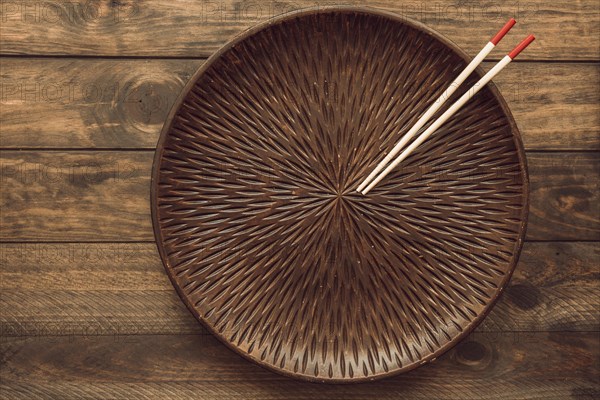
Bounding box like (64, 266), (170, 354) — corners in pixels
(1, 1), (598, 399)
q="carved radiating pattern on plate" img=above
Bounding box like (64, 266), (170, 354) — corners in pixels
(153, 9), (528, 382)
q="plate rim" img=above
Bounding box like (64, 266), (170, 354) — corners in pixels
(151, 5), (530, 383)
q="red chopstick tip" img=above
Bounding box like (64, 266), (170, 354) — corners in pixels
(490, 18), (516, 45)
(508, 34), (536, 59)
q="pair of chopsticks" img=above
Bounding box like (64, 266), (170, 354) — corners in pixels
(357, 19), (535, 195)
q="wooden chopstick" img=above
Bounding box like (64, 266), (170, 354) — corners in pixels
(356, 18), (517, 193)
(360, 34), (536, 195)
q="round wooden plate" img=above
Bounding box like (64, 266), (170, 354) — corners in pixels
(151, 7), (529, 383)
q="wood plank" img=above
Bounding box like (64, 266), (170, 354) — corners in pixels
(1, 59), (598, 151)
(0, 1), (598, 60)
(0, 243), (166, 291)
(0, 151), (150, 241)
(482, 241), (600, 332)
(527, 153), (600, 241)
(1, 151), (598, 242)
(1, 242), (597, 336)
(0, 58), (199, 149)
(1, 332), (598, 399)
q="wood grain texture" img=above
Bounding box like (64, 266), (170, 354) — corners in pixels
(1, 332), (598, 399)
(527, 153), (600, 241)
(1, 242), (597, 337)
(0, 1), (598, 60)
(0, 151), (150, 241)
(1, 59), (598, 150)
(0, 58), (197, 149)
(1, 152), (598, 242)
